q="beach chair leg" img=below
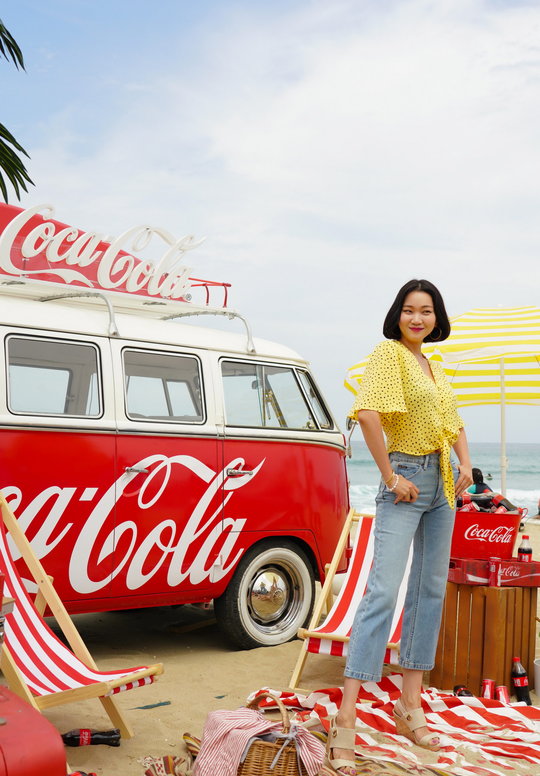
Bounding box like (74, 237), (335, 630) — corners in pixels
(289, 638), (309, 691)
(99, 695), (135, 739)
(0, 645), (41, 708)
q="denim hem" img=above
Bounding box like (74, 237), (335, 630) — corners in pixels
(399, 661), (434, 671)
(344, 668), (382, 682)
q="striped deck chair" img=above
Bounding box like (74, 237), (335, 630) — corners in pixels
(290, 508), (411, 691)
(0, 492), (163, 738)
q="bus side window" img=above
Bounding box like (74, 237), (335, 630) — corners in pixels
(221, 360), (318, 430)
(6, 336), (102, 417)
(123, 349), (204, 422)
(296, 370), (333, 429)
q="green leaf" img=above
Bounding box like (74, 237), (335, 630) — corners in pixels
(0, 20), (33, 201)
(0, 123), (30, 157)
(0, 173), (8, 202)
(0, 19), (25, 70)
(0, 124), (33, 203)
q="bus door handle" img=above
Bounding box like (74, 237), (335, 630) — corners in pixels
(226, 468), (254, 477)
(125, 466), (149, 474)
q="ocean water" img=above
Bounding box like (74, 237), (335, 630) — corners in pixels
(347, 441), (540, 520)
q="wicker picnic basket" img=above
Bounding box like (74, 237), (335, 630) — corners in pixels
(237, 691), (303, 776)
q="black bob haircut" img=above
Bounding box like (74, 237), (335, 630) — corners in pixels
(472, 467), (485, 484)
(382, 279), (451, 342)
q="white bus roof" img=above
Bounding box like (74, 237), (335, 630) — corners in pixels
(0, 279), (307, 365)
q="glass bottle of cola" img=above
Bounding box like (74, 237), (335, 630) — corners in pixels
(491, 494), (518, 512)
(517, 535), (533, 562)
(61, 728), (121, 746)
(453, 684), (474, 697)
(511, 657), (532, 705)
(68, 772), (98, 776)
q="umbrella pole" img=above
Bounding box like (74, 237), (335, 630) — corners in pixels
(500, 357), (507, 495)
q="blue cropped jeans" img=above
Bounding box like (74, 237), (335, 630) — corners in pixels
(345, 451), (457, 682)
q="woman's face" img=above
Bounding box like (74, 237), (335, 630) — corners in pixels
(399, 290), (436, 347)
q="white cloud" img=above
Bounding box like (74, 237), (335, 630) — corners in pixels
(14, 0), (540, 438)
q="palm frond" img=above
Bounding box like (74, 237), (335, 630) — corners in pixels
(0, 20), (32, 201)
(0, 123), (30, 157)
(0, 123), (33, 203)
(0, 19), (25, 70)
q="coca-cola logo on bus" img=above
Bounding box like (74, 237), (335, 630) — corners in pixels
(0, 204), (207, 300)
(4, 453), (264, 594)
(463, 523), (514, 544)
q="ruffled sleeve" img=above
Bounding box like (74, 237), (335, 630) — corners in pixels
(348, 340), (407, 419)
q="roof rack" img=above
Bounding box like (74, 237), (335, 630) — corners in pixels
(0, 276), (256, 353)
(162, 309), (255, 353)
(39, 291), (120, 336)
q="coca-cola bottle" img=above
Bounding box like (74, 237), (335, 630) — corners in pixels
(456, 493), (472, 509)
(453, 684), (474, 696)
(517, 535), (533, 562)
(68, 772), (98, 776)
(511, 657), (532, 705)
(61, 728), (121, 746)
(491, 494), (518, 512)
(456, 493), (481, 512)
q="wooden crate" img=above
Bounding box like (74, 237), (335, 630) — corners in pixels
(430, 582), (537, 695)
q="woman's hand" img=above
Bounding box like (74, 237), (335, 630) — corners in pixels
(392, 475), (420, 504)
(454, 464), (473, 498)
(453, 429), (473, 498)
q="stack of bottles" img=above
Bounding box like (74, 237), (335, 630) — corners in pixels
(456, 492), (520, 513)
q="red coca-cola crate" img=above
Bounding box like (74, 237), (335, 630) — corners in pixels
(450, 510), (520, 559)
(448, 557), (489, 585)
(448, 557), (540, 587)
(499, 559), (540, 586)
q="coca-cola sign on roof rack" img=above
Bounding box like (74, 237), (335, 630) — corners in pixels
(0, 203), (230, 306)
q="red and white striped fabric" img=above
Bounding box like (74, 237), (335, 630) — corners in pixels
(0, 517), (156, 699)
(253, 677), (540, 776)
(306, 514), (411, 665)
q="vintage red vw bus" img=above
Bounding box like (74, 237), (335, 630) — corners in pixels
(0, 204), (349, 648)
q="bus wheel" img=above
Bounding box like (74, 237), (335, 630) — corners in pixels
(214, 540), (315, 649)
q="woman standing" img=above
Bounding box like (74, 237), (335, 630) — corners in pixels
(326, 279), (472, 776)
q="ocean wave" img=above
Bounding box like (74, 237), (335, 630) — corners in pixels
(506, 489), (540, 501)
(349, 484), (540, 515)
(349, 484), (379, 512)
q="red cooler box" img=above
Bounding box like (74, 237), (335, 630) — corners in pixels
(0, 687), (66, 775)
(450, 510), (521, 559)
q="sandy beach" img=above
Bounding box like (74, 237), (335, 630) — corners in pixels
(5, 522), (540, 776)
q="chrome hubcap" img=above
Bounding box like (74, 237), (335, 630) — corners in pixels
(247, 562), (301, 632)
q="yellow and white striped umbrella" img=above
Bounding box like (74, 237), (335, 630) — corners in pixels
(345, 306), (540, 493)
(423, 306), (540, 408)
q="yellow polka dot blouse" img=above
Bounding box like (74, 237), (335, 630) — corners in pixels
(348, 340), (464, 506)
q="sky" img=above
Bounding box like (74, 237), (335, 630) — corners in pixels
(2, 0), (540, 443)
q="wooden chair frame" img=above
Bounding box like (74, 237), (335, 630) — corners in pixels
(290, 508), (401, 692)
(0, 493), (163, 738)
